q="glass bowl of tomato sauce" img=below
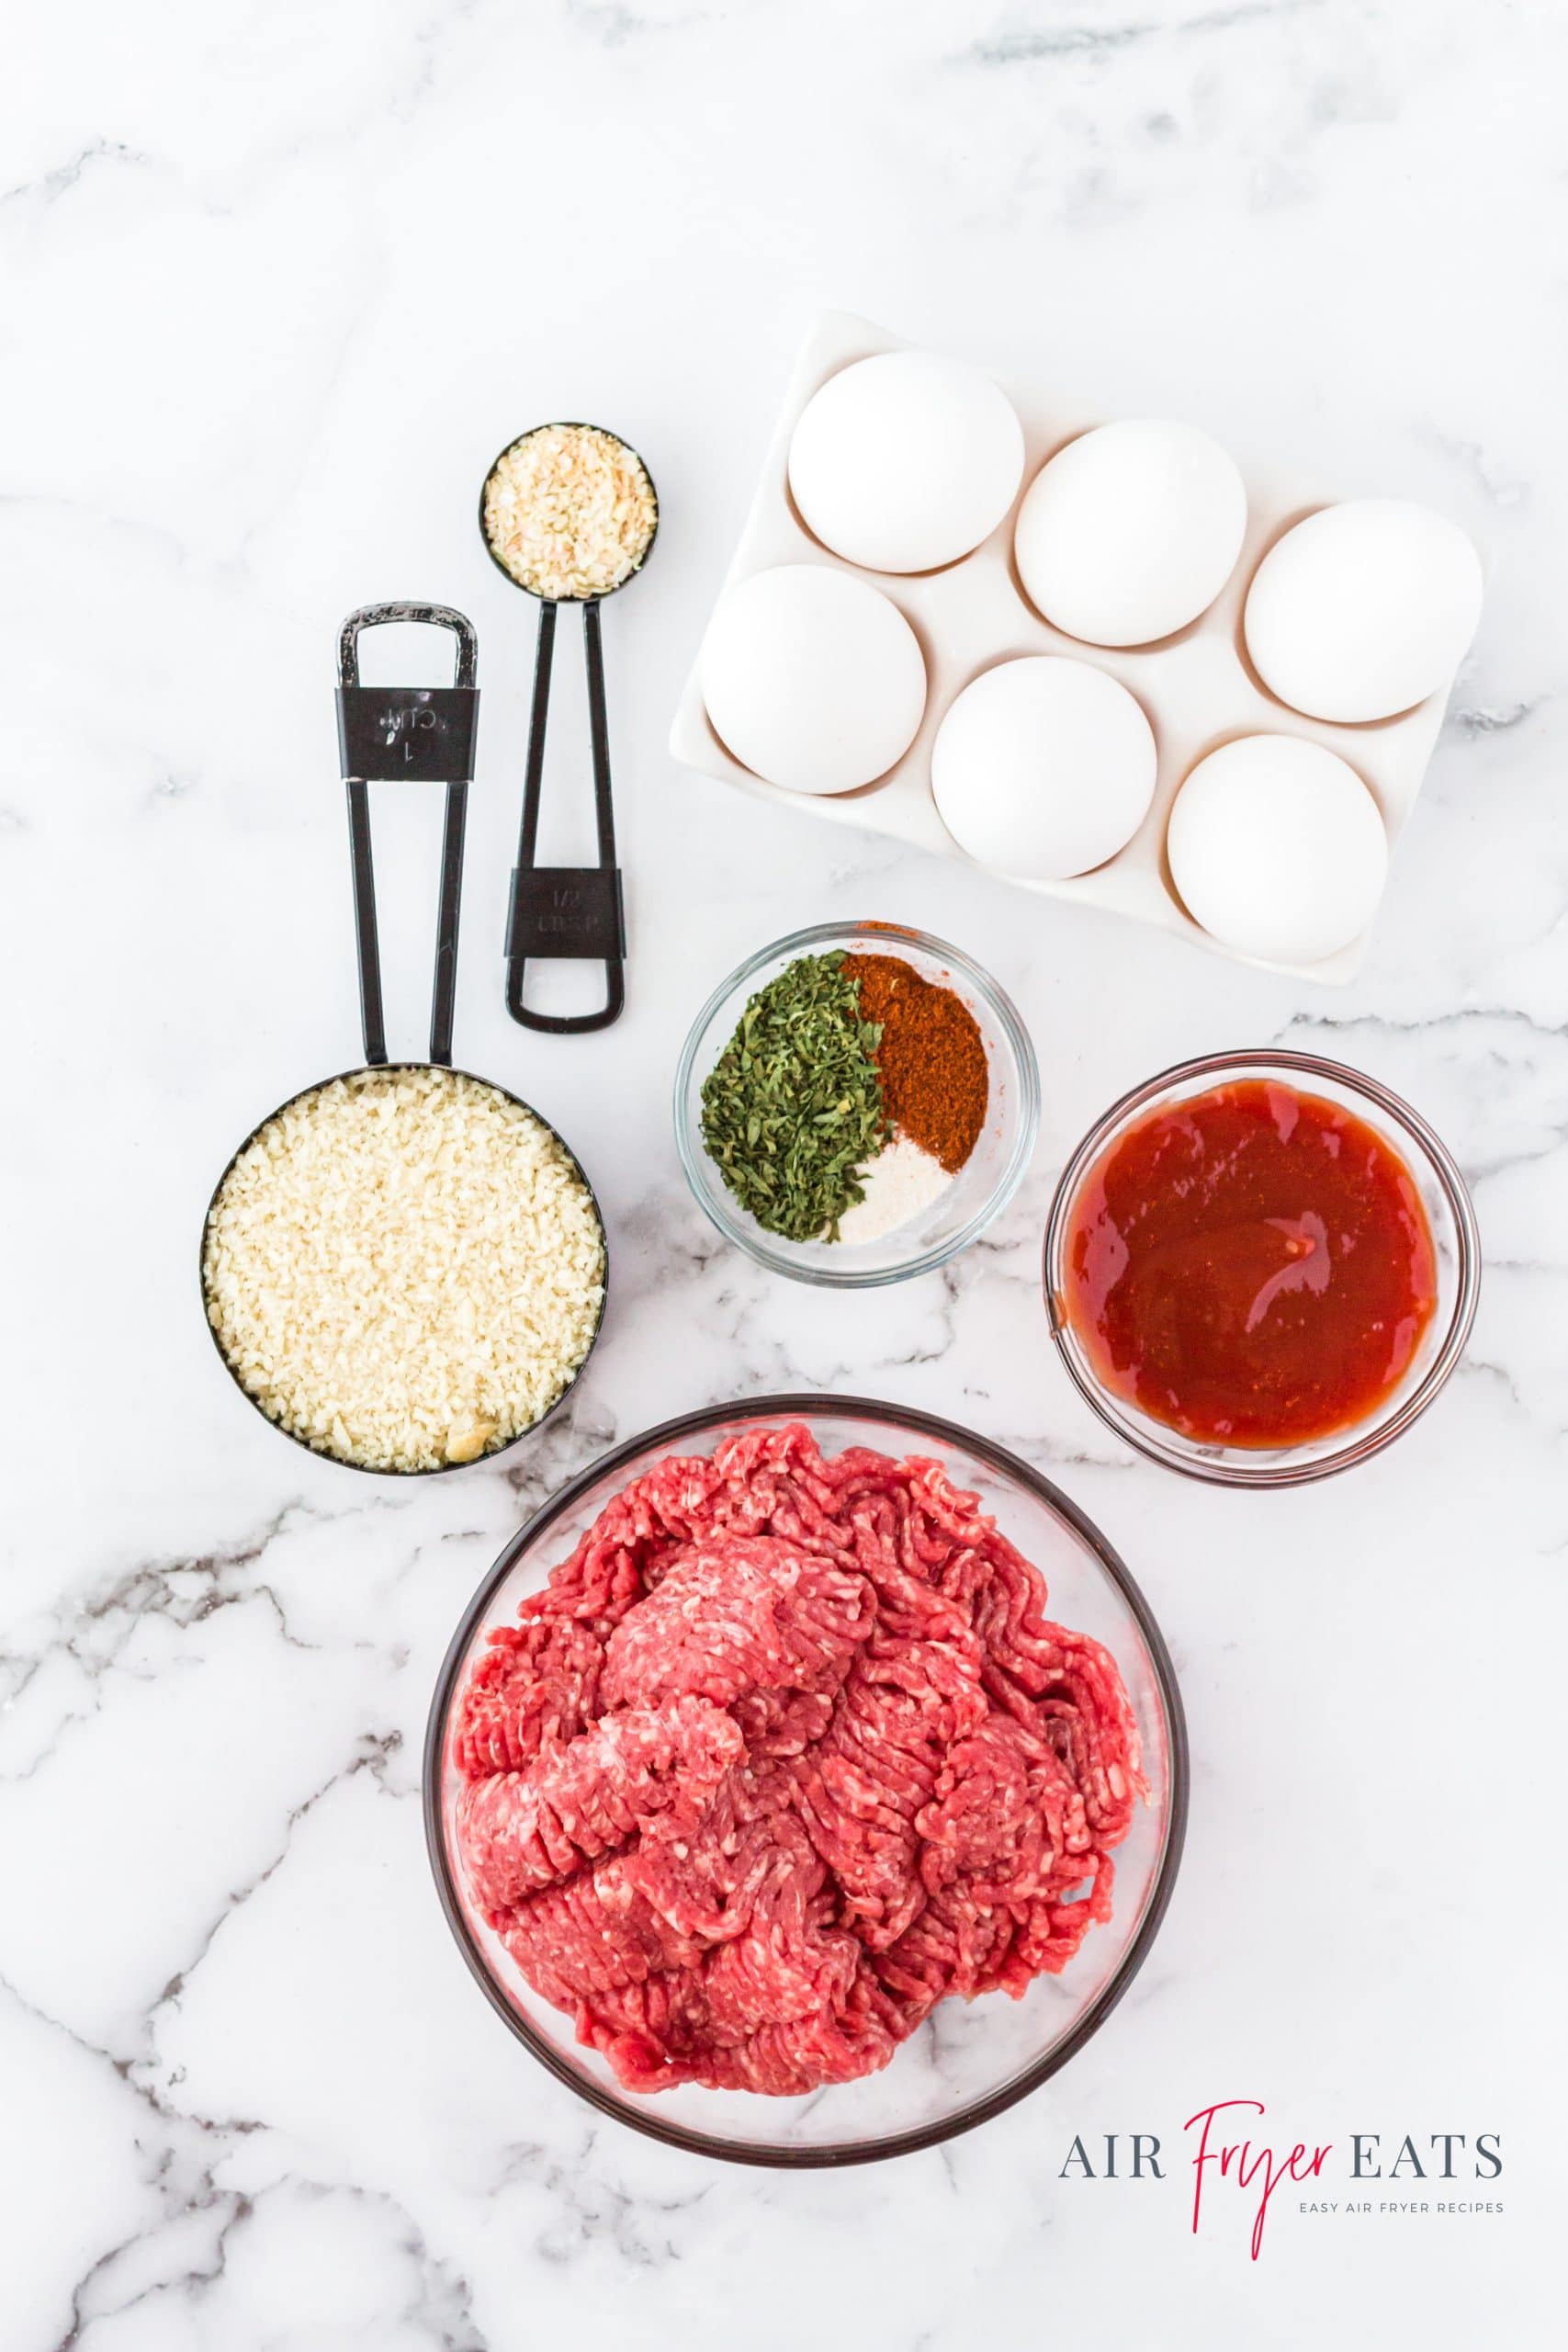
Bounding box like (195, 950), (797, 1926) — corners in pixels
(1043, 1049), (1481, 1487)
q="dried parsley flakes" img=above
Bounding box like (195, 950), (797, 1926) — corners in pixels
(700, 951), (886, 1242)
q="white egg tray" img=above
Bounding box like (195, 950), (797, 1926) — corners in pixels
(668, 310), (1463, 986)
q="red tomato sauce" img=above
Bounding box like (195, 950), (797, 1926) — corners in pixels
(1059, 1079), (1438, 1448)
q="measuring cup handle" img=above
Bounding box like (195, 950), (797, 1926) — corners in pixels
(336, 604), (479, 1066)
(505, 597), (626, 1035)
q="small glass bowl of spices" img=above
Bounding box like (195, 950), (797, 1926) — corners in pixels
(674, 921), (1039, 1285)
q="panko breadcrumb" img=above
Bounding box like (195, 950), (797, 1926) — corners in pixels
(482, 424), (657, 602)
(203, 1067), (605, 1472)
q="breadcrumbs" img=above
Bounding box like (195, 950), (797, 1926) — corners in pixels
(203, 1067), (605, 1473)
(482, 424), (657, 602)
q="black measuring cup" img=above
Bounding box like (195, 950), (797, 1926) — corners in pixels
(198, 602), (608, 1476)
(479, 424), (660, 1035)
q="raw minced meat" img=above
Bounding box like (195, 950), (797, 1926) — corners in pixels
(450, 1424), (1145, 2098)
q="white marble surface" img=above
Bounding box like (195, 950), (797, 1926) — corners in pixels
(4, 2), (1564, 2345)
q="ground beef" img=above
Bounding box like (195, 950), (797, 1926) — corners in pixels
(450, 1424), (1145, 2098)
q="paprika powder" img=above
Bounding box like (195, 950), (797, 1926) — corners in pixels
(840, 953), (988, 1171)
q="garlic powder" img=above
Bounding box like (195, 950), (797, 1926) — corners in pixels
(832, 1133), (953, 1247)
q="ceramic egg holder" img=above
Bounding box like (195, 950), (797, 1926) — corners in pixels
(669, 311), (1464, 985)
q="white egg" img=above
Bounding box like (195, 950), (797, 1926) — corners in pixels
(788, 351), (1026, 573)
(1168, 735), (1389, 965)
(1014, 419), (1247, 647)
(1245, 498), (1483, 722)
(700, 565), (927, 796)
(931, 656), (1158, 880)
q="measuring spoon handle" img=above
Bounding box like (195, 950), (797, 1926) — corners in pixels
(504, 597), (626, 1035)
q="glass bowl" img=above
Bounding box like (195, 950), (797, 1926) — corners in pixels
(673, 922), (1039, 1286)
(423, 1396), (1187, 2167)
(1043, 1048), (1481, 1488)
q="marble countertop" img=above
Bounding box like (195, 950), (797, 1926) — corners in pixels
(4, 2), (1562, 2345)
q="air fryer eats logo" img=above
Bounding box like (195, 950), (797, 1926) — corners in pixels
(1057, 2102), (1503, 2259)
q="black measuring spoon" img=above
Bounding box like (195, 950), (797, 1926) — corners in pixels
(479, 423), (659, 1035)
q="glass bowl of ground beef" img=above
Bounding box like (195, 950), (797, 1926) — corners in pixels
(423, 1396), (1187, 2166)
(673, 921), (1040, 1285)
